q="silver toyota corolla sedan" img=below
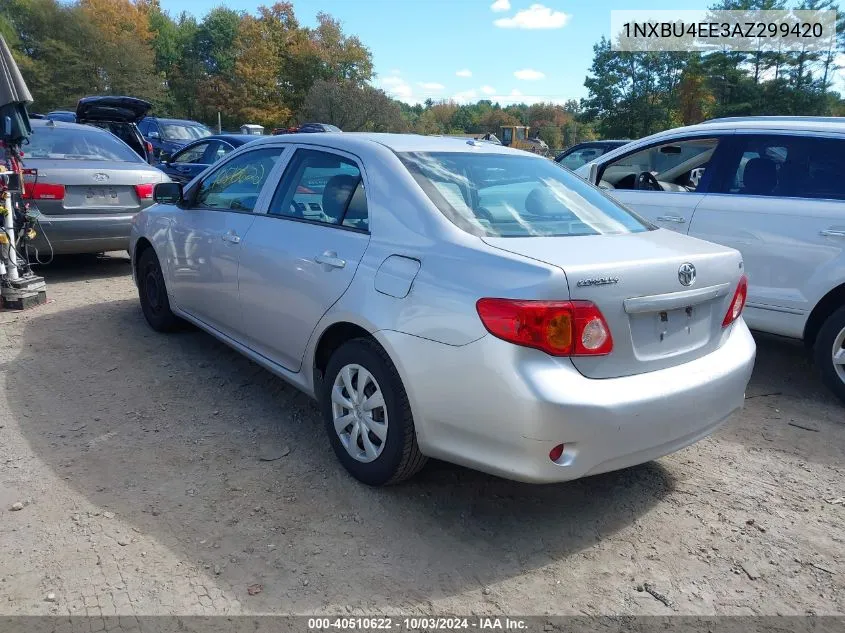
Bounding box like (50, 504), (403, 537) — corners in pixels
(129, 133), (756, 486)
(22, 119), (170, 256)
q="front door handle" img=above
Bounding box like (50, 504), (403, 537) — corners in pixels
(820, 229), (845, 238)
(656, 215), (687, 224)
(315, 251), (346, 269)
(221, 232), (241, 244)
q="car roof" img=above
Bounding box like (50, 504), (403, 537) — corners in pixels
(647, 116), (845, 139)
(31, 119), (110, 133)
(201, 134), (257, 144)
(145, 117), (208, 126)
(244, 132), (537, 155)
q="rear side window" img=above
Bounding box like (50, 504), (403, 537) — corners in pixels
(269, 149), (368, 231)
(716, 135), (845, 201)
(400, 152), (651, 238)
(25, 126), (142, 162)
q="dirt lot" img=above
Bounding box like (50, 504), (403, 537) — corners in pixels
(0, 253), (843, 617)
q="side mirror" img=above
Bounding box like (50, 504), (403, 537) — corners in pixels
(154, 182), (183, 204)
(588, 162), (599, 185)
(148, 131), (161, 140)
(160, 151), (171, 163)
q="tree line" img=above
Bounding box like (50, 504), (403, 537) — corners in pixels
(0, 0), (843, 147)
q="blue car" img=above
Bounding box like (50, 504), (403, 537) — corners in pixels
(139, 116), (213, 160)
(155, 134), (258, 184)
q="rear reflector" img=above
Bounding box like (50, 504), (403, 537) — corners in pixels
(476, 298), (613, 356)
(22, 182), (65, 200)
(549, 444), (565, 462)
(134, 183), (155, 200)
(722, 275), (748, 327)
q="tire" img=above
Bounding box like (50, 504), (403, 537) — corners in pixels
(813, 305), (845, 405)
(137, 247), (182, 333)
(321, 338), (427, 485)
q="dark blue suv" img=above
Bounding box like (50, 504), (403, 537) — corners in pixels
(138, 117), (212, 160)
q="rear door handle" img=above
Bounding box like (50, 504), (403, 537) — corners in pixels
(221, 232), (241, 244)
(820, 229), (845, 238)
(656, 215), (687, 224)
(315, 251), (346, 269)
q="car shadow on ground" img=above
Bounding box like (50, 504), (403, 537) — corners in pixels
(31, 253), (132, 284)
(5, 295), (675, 611)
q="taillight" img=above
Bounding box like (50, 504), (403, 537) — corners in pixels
(22, 182), (65, 200)
(722, 275), (748, 327)
(476, 298), (613, 356)
(134, 183), (155, 200)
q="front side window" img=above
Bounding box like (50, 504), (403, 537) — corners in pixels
(192, 147), (284, 212)
(26, 126), (143, 163)
(600, 137), (720, 192)
(269, 149), (368, 230)
(400, 152), (651, 238)
(173, 142), (210, 164)
(716, 134), (845, 200)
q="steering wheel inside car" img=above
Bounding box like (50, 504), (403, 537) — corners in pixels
(636, 171), (663, 191)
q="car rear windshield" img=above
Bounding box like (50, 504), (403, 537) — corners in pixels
(25, 126), (143, 162)
(399, 152), (652, 238)
(161, 123), (211, 141)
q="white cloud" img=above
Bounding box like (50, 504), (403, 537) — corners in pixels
(388, 68), (402, 76)
(481, 85), (497, 95)
(418, 82), (445, 91)
(514, 68), (545, 81)
(380, 75), (413, 100)
(490, 90), (571, 105)
(490, 0), (510, 12)
(510, 89), (523, 96)
(494, 4), (571, 29)
(453, 89), (479, 103)
(455, 69), (473, 78)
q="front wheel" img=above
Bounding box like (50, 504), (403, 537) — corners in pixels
(321, 339), (427, 485)
(813, 306), (845, 405)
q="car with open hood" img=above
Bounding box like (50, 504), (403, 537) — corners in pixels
(76, 96), (153, 163)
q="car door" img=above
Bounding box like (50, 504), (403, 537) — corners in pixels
(165, 140), (221, 184)
(595, 134), (730, 232)
(166, 146), (288, 338)
(688, 132), (845, 335)
(238, 147), (371, 371)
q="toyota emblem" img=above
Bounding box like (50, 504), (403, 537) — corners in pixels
(93, 173), (109, 182)
(678, 263), (696, 287)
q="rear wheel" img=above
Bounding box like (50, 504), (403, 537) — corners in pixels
(813, 306), (845, 405)
(321, 338), (427, 485)
(137, 247), (181, 332)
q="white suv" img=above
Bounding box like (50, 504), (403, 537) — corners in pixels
(576, 117), (845, 404)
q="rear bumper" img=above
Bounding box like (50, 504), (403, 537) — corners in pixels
(378, 319), (756, 483)
(29, 212), (134, 255)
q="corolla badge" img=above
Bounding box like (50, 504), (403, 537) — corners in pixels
(93, 173), (109, 182)
(678, 263), (696, 287)
(576, 276), (619, 287)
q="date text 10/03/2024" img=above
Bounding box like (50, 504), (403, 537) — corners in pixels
(307, 617), (529, 630)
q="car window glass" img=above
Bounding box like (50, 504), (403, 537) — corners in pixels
(400, 152), (650, 238)
(174, 142), (209, 164)
(560, 148), (601, 170)
(601, 138), (719, 192)
(269, 149), (368, 230)
(192, 147), (285, 212)
(215, 142), (235, 161)
(718, 135), (845, 200)
(26, 126), (142, 163)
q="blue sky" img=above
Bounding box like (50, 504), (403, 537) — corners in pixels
(157, 0), (834, 105)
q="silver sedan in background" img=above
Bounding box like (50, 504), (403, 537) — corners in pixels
(130, 133), (756, 486)
(23, 119), (170, 257)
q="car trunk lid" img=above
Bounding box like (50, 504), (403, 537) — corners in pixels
(482, 229), (744, 378)
(23, 159), (161, 215)
(76, 96), (151, 124)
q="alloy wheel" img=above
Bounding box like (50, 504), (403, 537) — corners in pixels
(833, 325), (845, 385)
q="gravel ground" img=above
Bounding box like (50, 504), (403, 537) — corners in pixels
(0, 253), (843, 617)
